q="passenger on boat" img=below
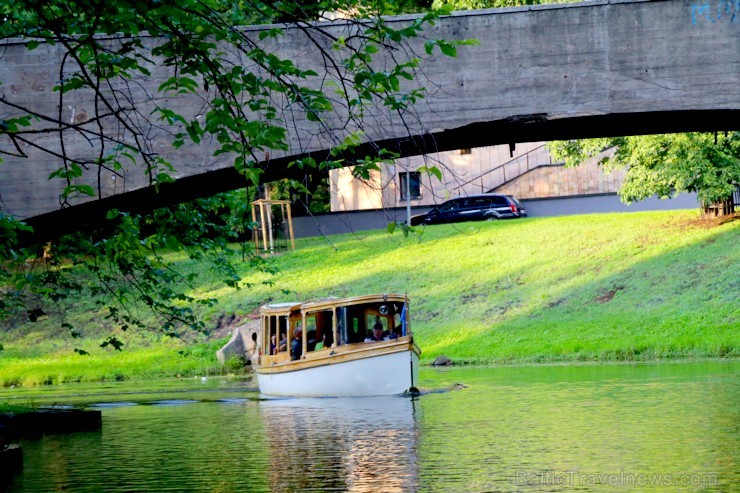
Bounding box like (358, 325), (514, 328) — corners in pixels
(270, 335), (283, 355)
(314, 333), (325, 351)
(307, 330), (317, 352)
(291, 328), (303, 360)
(364, 322), (388, 342)
(278, 333), (287, 353)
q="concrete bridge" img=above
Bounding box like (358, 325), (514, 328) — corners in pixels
(1, 0), (738, 239)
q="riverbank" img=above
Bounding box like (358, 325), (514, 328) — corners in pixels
(1, 210), (737, 385)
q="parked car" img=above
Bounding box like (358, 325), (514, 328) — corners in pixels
(410, 194), (527, 226)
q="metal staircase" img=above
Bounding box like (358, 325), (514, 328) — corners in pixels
(451, 144), (564, 195)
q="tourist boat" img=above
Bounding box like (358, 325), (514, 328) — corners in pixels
(256, 294), (420, 397)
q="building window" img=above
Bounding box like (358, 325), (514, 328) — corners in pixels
(399, 172), (421, 201)
(460, 148), (471, 155)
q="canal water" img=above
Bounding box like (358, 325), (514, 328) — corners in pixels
(1, 361), (737, 492)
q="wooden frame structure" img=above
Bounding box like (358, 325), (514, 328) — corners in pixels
(251, 199), (295, 254)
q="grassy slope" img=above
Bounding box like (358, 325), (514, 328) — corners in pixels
(0, 210), (738, 385)
(248, 210), (738, 364)
(0, 339), (228, 387)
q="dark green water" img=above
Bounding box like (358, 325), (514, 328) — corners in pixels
(2, 361), (738, 492)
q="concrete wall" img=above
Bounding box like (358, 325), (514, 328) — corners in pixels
(522, 192), (698, 217)
(215, 322), (261, 367)
(1, 0), (737, 222)
(495, 158), (627, 199)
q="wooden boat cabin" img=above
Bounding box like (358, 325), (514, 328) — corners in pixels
(257, 294), (420, 397)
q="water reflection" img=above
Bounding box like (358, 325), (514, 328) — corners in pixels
(259, 396), (419, 492)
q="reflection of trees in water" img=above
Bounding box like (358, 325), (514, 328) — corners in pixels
(260, 397), (419, 492)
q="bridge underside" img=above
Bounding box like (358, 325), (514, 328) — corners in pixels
(22, 109), (738, 243)
(2, 0), (738, 242)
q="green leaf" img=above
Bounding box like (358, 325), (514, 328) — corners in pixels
(438, 3), (455, 15)
(56, 76), (86, 93)
(387, 222), (397, 235)
(460, 39), (481, 47)
(100, 336), (124, 351)
(440, 43), (457, 57)
(186, 122), (203, 143)
(419, 165), (443, 181)
(62, 184), (95, 198)
(306, 110), (322, 122)
(155, 172), (175, 184)
(424, 40), (435, 55)
(242, 167), (263, 185)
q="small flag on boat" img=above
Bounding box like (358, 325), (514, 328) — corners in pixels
(401, 303), (407, 336)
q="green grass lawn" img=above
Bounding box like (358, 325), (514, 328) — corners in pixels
(1, 209), (738, 386)
(0, 339), (228, 387)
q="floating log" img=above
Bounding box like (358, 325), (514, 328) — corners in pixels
(1, 409), (102, 436)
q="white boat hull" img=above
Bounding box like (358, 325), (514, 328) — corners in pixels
(257, 349), (419, 397)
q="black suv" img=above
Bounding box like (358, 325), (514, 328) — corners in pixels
(410, 194), (527, 226)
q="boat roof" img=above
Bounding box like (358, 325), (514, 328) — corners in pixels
(260, 301), (303, 315)
(259, 294), (407, 316)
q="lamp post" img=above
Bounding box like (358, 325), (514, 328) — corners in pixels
(405, 163), (412, 226)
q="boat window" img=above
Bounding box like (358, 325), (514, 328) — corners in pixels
(265, 315), (289, 355)
(264, 316), (273, 355)
(304, 310), (334, 351)
(366, 314), (388, 334)
(305, 314), (317, 352)
(336, 305), (368, 345)
(279, 316), (288, 352)
(306, 315), (317, 332)
(392, 312), (403, 337)
(284, 316), (301, 360)
(334, 302), (408, 344)
(349, 313), (365, 343)
(337, 306), (348, 345)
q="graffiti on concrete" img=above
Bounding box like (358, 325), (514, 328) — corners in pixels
(691, 0), (739, 24)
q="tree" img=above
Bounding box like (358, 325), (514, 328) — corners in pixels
(548, 133), (740, 216)
(0, 0), (473, 349)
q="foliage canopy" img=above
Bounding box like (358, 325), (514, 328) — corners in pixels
(0, 0), (472, 349)
(549, 133), (740, 206)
